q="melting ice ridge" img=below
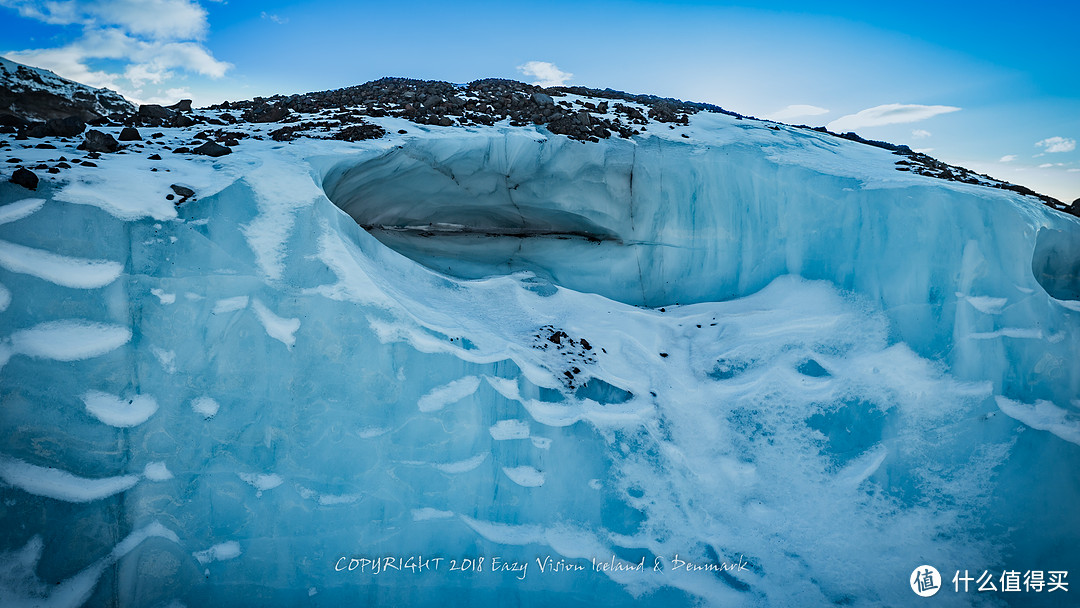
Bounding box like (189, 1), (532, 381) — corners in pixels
(0, 111), (1079, 607)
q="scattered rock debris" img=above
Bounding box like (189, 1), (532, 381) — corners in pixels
(532, 325), (598, 389)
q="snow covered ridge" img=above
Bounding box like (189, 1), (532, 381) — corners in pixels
(0, 55), (1073, 216)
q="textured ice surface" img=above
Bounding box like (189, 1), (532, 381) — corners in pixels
(1, 112), (1079, 607)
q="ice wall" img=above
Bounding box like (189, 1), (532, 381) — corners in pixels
(325, 130), (1080, 406)
(1, 118), (1079, 607)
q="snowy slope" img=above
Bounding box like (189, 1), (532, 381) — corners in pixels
(0, 86), (1078, 608)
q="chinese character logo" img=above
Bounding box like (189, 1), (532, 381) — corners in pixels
(911, 565), (942, 597)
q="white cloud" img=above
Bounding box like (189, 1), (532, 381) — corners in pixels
(914, 148), (934, 154)
(911, 129), (931, 139)
(999, 155), (1018, 163)
(516, 61), (572, 87)
(261, 11), (287, 24)
(0, 0), (230, 105)
(765, 104), (829, 122)
(826, 103), (960, 133)
(1, 0), (209, 39)
(1038, 162), (1065, 169)
(1035, 136), (1076, 154)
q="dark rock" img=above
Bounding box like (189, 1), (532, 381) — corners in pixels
(0, 114), (26, 128)
(175, 114), (195, 128)
(167, 99), (193, 112)
(170, 184), (195, 199)
(331, 122), (386, 141)
(9, 167), (37, 190)
(34, 143), (56, 149)
(47, 167), (59, 174)
(172, 147), (191, 154)
(45, 116), (86, 137)
(138, 104), (174, 120)
(118, 127), (142, 141)
(251, 105), (288, 123)
(531, 92), (554, 106)
(22, 122), (49, 138)
(147, 154), (161, 160)
(78, 130), (119, 153)
(191, 141), (231, 157)
(81, 161), (97, 167)
(150, 132), (164, 138)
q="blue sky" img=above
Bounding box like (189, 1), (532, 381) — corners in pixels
(1, 0), (1077, 201)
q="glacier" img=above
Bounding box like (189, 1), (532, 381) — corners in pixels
(1, 102), (1079, 607)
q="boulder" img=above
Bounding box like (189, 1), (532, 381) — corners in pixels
(118, 127), (142, 141)
(251, 105), (288, 123)
(0, 114), (26, 128)
(78, 130), (120, 153)
(192, 141), (231, 157)
(9, 167), (38, 190)
(170, 184), (195, 200)
(138, 104), (175, 121)
(531, 92), (554, 106)
(167, 99), (193, 112)
(22, 122), (50, 138)
(45, 116), (85, 137)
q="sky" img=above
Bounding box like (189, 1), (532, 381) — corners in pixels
(1, 0), (1077, 202)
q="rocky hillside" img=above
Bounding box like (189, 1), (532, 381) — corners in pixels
(0, 56), (133, 123)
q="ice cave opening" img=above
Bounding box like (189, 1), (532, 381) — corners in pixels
(322, 133), (643, 303)
(1032, 226), (1080, 301)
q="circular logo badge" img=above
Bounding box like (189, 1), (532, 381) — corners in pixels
(910, 565), (942, 597)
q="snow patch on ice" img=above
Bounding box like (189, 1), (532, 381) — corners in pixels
(4, 320), (130, 368)
(417, 376), (480, 412)
(996, 396), (1080, 445)
(412, 508), (455, 521)
(150, 288), (176, 304)
(240, 156), (324, 281)
(238, 472), (283, 496)
(502, 466), (545, 487)
(191, 396), (220, 418)
(212, 296), (248, 314)
(0, 198), (45, 225)
(489, 419), (530, 440)
(150, 346), (177, 373)
(82, 390), (158, 427)
(193, 541), (241, 565)
(0, 454), (139, 502)
(143, 461), (173, 481)
(430, 453), (488, 474)
(961, 294), (1008, 314)
(251, 298), (300, 348)
(0, 240), (123, 288)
